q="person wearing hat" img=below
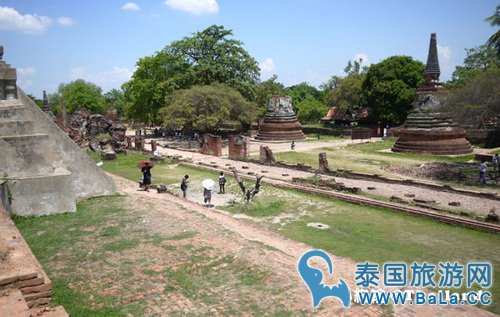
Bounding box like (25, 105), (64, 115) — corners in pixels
(141, 162), (153, 192)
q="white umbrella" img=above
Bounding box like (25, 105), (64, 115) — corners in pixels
(202, 179), (215, 190)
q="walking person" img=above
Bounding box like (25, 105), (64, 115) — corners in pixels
(492, 153), (499, 179)
(479, 160), (487, 185)
(180, 175), (189, 198)
(202, 179), (215, 207)
(291, 141), (295, 150)
(219, 171), (226, 194)
(141, 162), (153, 192)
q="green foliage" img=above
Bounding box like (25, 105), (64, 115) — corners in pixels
(285, 82), (323, 106)
(486, 5), (500, 55)
(361, 56), (425, 125)
(254, 75), (285, 116)
(123, 25), (260, 123)
(448, 45), (499, 87)
(54, 79), (106, 114)
(160, 83), (256, 133)
(104, 88), (125, 116)
(27, 94), (43, 107)
(442, 66), (500, 128)
(295, 98), (329, 123)
(322, 59), (368, 110)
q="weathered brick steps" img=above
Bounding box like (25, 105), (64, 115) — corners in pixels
(0, 289), (68, 317)
(0, 205), (56, 309)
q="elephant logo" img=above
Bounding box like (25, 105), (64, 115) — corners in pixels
(298, 249), (351, 308)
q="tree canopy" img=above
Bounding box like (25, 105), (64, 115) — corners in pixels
(53, 79), (105, 114)
(361, 56), (425, 125)
(486, 5), (500, 55)
(449, 45), (499, 87)
(254, 75), (285, 116)
(104, 89), (125, 116)
(123, 25), (260, 123)
(160, 84), (256, 133)
(323, 59), (368, 110)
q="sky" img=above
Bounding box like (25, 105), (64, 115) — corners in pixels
(0, 0), (498, 98)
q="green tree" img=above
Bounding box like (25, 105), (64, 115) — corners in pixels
(27, 94), (43, 107)
(57, 79), (105, 114)
(361, 56), (425, 125)
(285, 82), (323, 106)
(486, 5), (500, 55)
(160, 84), (256, 133)
(124, 25), (260, 123)
(442, 67), (500, 129)
(296, 99), (329, 123)
(104, 89), (125, 116)
(449, 45), (499, 87)
(254, 75), (285, 117)
(323, 59), (368, 110)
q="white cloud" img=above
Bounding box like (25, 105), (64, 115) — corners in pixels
(352, 53), (370, 66)
(17, 67), (36, 76)
(0, 6), (52, 34)
(437, 45), (452, 63)
(437, 44), (453, 81)
(122, 2), (141, 11)
(69, 66), (133, 91)
(259, 58), (276, 73)
(17, 67), (36, 88)
(70, 67), (86, 80)
(164, 0), (219, 15)
(57, 16), (77, 26)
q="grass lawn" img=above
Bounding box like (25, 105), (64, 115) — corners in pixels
(221, 186), (500, 314)
(271, 139), (494, 189)
(13, 194), (299, 316)
(16, 151), (498, 315)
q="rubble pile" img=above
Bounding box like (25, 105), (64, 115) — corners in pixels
(65, 108), (127, 156)
(383, 162), (468, 182)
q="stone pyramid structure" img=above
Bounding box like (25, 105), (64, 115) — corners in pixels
(392, 34), (472, 155)
(0, 46), (116, 216)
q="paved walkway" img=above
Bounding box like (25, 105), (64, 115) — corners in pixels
(151, 142), (499, 217)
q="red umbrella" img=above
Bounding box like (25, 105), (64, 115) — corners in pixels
(137, 160), (153, 169)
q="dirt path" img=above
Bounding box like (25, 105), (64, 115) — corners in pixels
(153, 147), (500, 217)
(110, 173), (496, 317)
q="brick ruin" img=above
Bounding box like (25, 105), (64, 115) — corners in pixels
(256, 95), (305, 141)
(199, 133), (222, 156)
(392, 34), (472, 155)
(228, 135), (250, 159)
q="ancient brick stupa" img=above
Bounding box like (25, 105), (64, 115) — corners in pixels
(255, 95), (305, 141)
(392, 33), (472, 155)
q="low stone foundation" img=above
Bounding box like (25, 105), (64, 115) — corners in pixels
(392, 128), (472, 155)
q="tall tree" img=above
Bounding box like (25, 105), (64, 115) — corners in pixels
(449, 45), (499, 87)
(441, 66), (500, 129)
(123, 25), (260, 123)
(254, 75), (285, 116)
(160, 84), (256, 133)
(361, 56), (424, 125)
(486, 5), (500, 55)
(285, 82), (323, 106)
(323, 59), (368, 110)
(104, 89), (125, 116)
(56, 79), (105, 114)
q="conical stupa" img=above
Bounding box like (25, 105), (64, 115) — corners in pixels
(392, 33), (472, 155)
(255, 95), (305, 141)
